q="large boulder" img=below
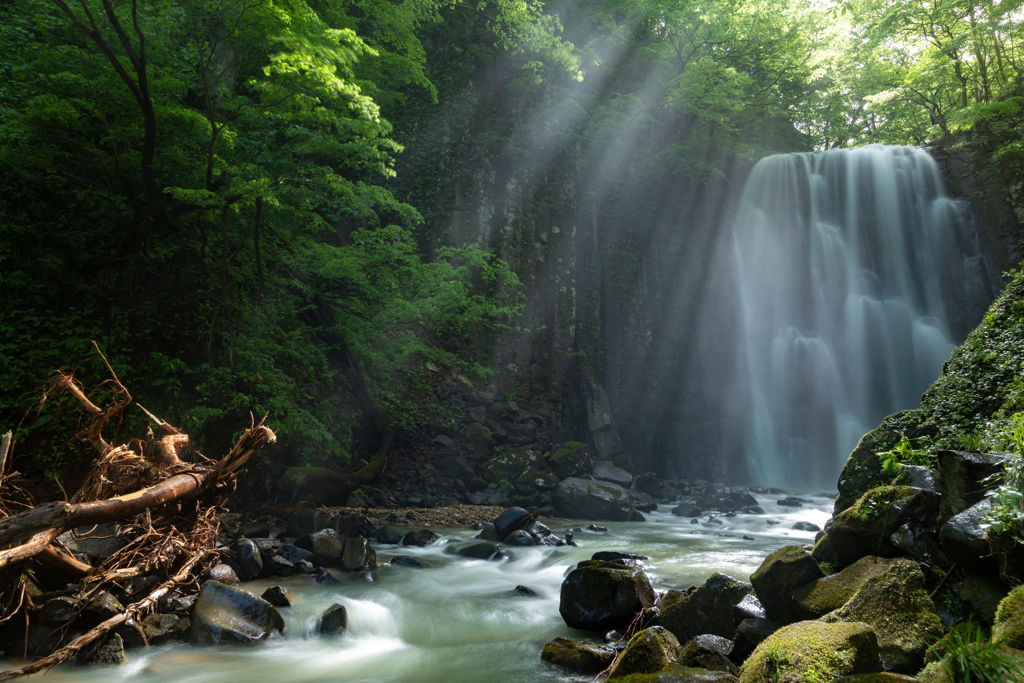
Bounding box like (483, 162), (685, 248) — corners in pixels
(554, 477), (635, 521)
(560, 559), (656, 631)
(828, 486), (939, 566)
(317, 604), (347, 635)
(190, 581), (284, 645)
(993, 584), (1024, 649)
(464, 424), (493, 455)
(938, 497), (995, 571)
(548, 442), (594, 480)
(481, 447), (544, 483)
(340, 536), (377, 572)
(493, 507), (533, 541)
(607, 626), (682, 679)
(821, 558), (945, 673)
(791, 556), (899, 620)
(936, 450), (1009, 521)
(286, 508), (333, 537)
(738, 621), (883, 683)
(959, 574), (1009, 623)
(541, 637), (616, 674)
(834, 412), (916, 514)
(660, 572), (752, 641)
(294, 528), (345, 566)
(593, 464), (633, 487)
(749, 546), (824, 624)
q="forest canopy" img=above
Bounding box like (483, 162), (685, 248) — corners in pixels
(1, 0), (1021, 480)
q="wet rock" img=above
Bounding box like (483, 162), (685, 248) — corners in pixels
(402, 530), (440, 547)
(896, 464), (939, 492)
(738, 621), (882, 682)
(526, 520), (564, 546)
(733, 594), (766, 621)
(587, 524), (609, 532)
(792, 556), (901, 620)
(630, 490), (659, 513)
(285, 508), (332, 538)
(505, 529), (536, 546)
(672, 503), (703, 517)
(88, 633), (126, 665)
(749, 546), (824, 624)
(677, 634), (737, 674)
(87, 591), (124, 620)
(476, 523), (499, 541)
(58, 523), (126, 563)
(261, 586), (292, 608)
(959, 574), (1009, 623)
(204, 563), (239, 586)
(124, 575), (160, 597)
(113, 618), (147, 649)
(938, 497), (995, 571)
(791, 521), (820, 532)
(593, 551), (648, 562)
(317, 604), (347, 635)
(936, 449), (1009, 520)
(444, 541), (504, 560)
(554, 477), (635, 522)
(493, 506), (533, 540)
(333, 514), (378, 540)
(376, 525), (404, 544)
(821, 558), (945, 673)
(390, 556), (431, 568)
(829, 486), (940, 566)
(661, 572), (752, 641)
(340, 536), (377, 572)
(512, 585), (537, 596)
(607, 626), (682, 679)
(777, 497), (803, 507)
(742, 506), (766, 515)
(547, 442), (594, 480)
(233, 538), (264, 580)
(295, 528), (345, 566)
(633, 472), (660, 495)
(732, 617), (781, 662)
(993, 584), (1024, 648)
(314, 567), (339, 584)
(35, 596), (77, 626)
(541, 637), (616, 674)
(142, 614), (189, 645)
(889, 522), (951, 568)
(749, 486), (769, 494)
(559, 559), (656, 631)
(593, 464), (633, 487)
(190, 581), (284, 645)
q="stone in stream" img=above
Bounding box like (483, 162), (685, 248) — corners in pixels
(592, 551), (648, 562)
(190, 581), (284, 645)
(677, 634), (738, 674)
(233, 538), (264, 580)
(505, 529), (536, 546)
(294, 528), (345, 566)
(314, 567), (340, 584)
(791, 521), (820, 532)
(749, 545), (824, 624)
(376, 525), (405, 544)
(738, 621), (882, 682)
(317, 604), (347, 635)
(341, 536), (377, 572)
(402, 529), (440, 547)
(261, 586), (292, 608)
(142, 613), (189, 645)
(660, 572), (752, 641)
(672, 503), (703, 517)
(776, 497), (803, 507)
(492, 506), (533, 540)
(89, 633), (126, 665)
(559, 559), (656, 631)
(512, 585), (537, 596)
(541, 637), (616, 674)
(476, 523), (499, 541)
(553, 477), (636, 522)
(391, 556), (431, 568)
(444, 541), (505, 561)
(606, 626), (682, 679)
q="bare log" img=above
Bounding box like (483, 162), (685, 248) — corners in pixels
(37, 545), (94, 580)
(0, 529), (62, 571)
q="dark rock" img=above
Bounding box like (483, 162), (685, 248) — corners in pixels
(505, 529), (536, 546)
(593, 464), (633, 487)
(889, 522), (951, 568)
(294, 528), (345, 566)
(768, 488), (790, 495)
(402, 530), (440, 547)
(896, 464), (940, 492)
(939, 497), (995, 571)
(732, 617), (781, 662)
(749, 486), (769, 494)
(446, 455), (475, 481)
(234, 523), (272, 539)
(203, 563), (239, 586)
(660, 572), (752, 641)
(261, 586), (292, 608)
(124, 575), (160, 597)
(333, 514), (378, 540)
(493, 506), (533, 541)
(633, 472), (660, 494)
(88, 633), (126, 665)
(233, 538), (264, 580)
(672, 503), (703, 517)
(390, 556), (431, 568)
(937, 450), (1009, 520)
(376, 525), (404, 544)
(791, 521), (821, 532)
(593, 551), (648, 562)
(317, 604), (347, 635)
(607, 626), (682, 679)
(57, 523), (126, 563)
(35, 596), (77, 626)
(733, 593), (766, 621)
(190, 581), (284, 644)
(512, 585), (537, 596)
(829, 486), (940, 565)
(677, 634), (737, 674)
(547, 442), (594, 479)
(739, 621), (882, 681)
(559, 560), (656, 631)
(142, 614), (189, 645)
(630, 490), (659, 513)
(87, 591), (124, 620)
(285, 508), (331, 538)
(742, 506), (766, 515)
(444, 541), (504, 560)
(749, 545), (824, 624)
(476, 523), (499, 542)
(541, 637), (616, 674)
(313, 567), (339, 584)
(777, 497), (803, 507)
(554, 477), (635, 521)
(587, 524), (609, 532)
(341, 536), (377, 572)
(959, 573), (1009, 623)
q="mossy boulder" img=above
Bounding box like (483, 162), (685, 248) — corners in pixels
(554, 477), (636, 521)
(190, 581), (284, 645)
(791, 556), (899, 620)
(828, 486), (939, 566)
(677, 635), (738, 674)
(738, 621), (882, 683)
(548, 442), (594, 480)
(749, 546), (824, 624)
(606, 665), (739, 682)
(464, 424), (493, 454)
(994, 584), (1024, 648)
(835, 412), (920, 514)
(936, 449), (1009, 522)
(821, 558), (944, 673)
(541, 637), (616, 673)
(835, 675), (918, 682)
(560, 559), (656, 631)
(608, 626), (683, 679)
(481, 447), (543, 483)
(660, 572), (752, 641)
(515, 466), (559, 491)
(810, 533), (840, 569)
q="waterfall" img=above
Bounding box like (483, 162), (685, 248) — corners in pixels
(734, 144), (991, 488)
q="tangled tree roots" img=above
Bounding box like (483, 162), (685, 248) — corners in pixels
(0, 342), (275, 678)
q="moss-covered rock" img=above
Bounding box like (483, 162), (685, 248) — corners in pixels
(738, 620), (882, 683)
(810, 533), (840, 570)
(821, 558), (944, 673)
(749, 546), (824, 624)
(608, 665), (739, 682)
(660, 572), (752, 641)
(835, 674), (918, 682)
(514, 466), (559, 491)
(828, 486), (939, 566)
(464, 424), (493, 453)
(553, 477), (636, 521)
(481, 446), (543, 483)
(608, 626), (682, 679)
(792, 556), (899, 620)
(959, 573), (1010, 624)
(994, 584), (1024, 648)
(835, 412), (921, 514)
(560, 559), (657, 631)
(548, 442), (594, 479)
(937, 450), (1010, 522)
(540, 636), (616, 673)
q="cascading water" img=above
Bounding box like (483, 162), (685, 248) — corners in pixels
(734, 144), (994, 488)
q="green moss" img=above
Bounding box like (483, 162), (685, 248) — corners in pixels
(994, 585), (1024, 649)
(792, 556), (898, 620)
(738, 621), (882, 683)
(541, 637), (615, 674)
(608, 626), (682, 679)
(613, 665), (740, 682)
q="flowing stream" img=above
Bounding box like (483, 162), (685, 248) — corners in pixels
(11, 494), (834, 683)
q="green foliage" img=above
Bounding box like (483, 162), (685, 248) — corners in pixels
(984, 413), (1024, 546)
(942, 618), (1024, 683)
(877, 434), (937, 476)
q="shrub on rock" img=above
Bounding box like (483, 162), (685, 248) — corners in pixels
(738, 621), (882, 683)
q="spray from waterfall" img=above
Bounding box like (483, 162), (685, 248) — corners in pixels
(734, 144), (991, 487)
